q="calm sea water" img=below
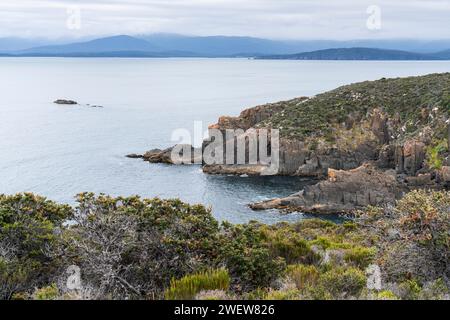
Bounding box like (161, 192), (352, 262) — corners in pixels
(0, 58), (449, 224)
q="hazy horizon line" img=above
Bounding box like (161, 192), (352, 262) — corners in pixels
(2, 33), (450, 42)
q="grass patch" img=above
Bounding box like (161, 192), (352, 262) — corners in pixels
(165, 268), (230, 300)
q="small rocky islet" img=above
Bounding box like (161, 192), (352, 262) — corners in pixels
(54, 99), (78, 105)
(130, 72), (450, 214)
(53, 99), (103, 108)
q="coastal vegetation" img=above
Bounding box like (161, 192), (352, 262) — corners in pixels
(1, 190), (448, 300)
(257, 72), (450, 140)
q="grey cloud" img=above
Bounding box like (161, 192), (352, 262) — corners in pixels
(0, 0), (448, 40)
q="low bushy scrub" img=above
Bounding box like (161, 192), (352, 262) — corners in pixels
(33, 284), (59, 300)
(165, 268), (230, 300)
(258, 73), (450, 140)
(317, 267), (366, 298)
(260, 224), (319, 264)
(0, 190), (448, 300)
(343, 246), (376, 269)
(0, 193), (72, 299)
(366, 190), (449, 285)
(285, 264), (319, 290)
(219, 222), (285, 290)
(426, 138), (448, 170)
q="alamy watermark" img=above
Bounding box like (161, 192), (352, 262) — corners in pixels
(66, 265), (82, 290)
(366, 5), (382, 30)
(366, 264), (382, 290)
(169, 122), (280, 175)
(66, 6), (82, 30)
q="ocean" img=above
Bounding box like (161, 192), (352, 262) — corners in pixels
(0, 58), (449, 223)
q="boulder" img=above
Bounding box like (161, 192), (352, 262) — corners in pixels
(54, 99), (78, 105)
(125, 154), (143, 159)
(376, 144), (396, 169)
(404, 173), (434, 187)
(439, 166), (450, 187)
(142, 145), (202, 165)
(395, 140), (426, 175)
(403, 140), (426, 175)
(370, 108), (390, 144)
(442, 166), (450, 181)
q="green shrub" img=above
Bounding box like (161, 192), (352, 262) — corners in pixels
(442, 91), (450, 107)
(242, 288), (267, 300)
(342, 221), (358, 230)
(67, 193), (222, 299)
(11, 292), (29, 300)
(285, 264), (319, 290)
(358, 190), (449, 286)
(344, 246), (376, 269)
(219, 223), (285, 290)
(0, 193), (72, 261)
(377, 290), (399, 300)
(33, 284), (59, 300)
(0, 259), (31, 300)
(395, 190), (450, 245)
(426, 139), (448, 170)
(0, 193), (72, 299)
(319, 267), (366, 298)
(294, 218), (337, 231)
(308, 140), (319, 151)
(418, 279), (449, 300)
(309, 236), (351, 250)
(165, 268), (230, 300)
(302, 285), (333, 300)
(262, 227), (317, 264)
(398, 279), (422, 300)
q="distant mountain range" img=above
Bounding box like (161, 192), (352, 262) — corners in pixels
(258, 47), (450, 60)
(0, 37), (54, 52)
(20, 35), (159, 55)
(1, 34), (450, 60)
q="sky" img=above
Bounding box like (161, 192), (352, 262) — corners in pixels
(0, 0), (449, 40)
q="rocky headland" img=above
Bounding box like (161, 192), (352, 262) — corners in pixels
(130, 73), (450, 214)
(127, 145), (202, 164)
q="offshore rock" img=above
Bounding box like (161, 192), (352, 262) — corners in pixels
(54, 99), (78, 105)
(141, 145), (202, 165)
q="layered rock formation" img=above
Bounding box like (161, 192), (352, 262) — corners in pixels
(250, 163), (402, 214)
(127, 145), (202, 164)
(130, 73), (450, 214)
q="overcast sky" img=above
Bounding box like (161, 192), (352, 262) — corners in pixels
(0, 0), (449, 40)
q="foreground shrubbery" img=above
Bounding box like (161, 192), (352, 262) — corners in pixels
(165, 268), (230, 300)
(0, 193), (72, 300)
(0, 190), (448, 300)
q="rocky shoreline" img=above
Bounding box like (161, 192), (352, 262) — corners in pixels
(127, 144), (202, 164)
(128, 73), (450, 214)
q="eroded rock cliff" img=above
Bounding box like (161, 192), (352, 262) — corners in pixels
(131, 73), (450, 213)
